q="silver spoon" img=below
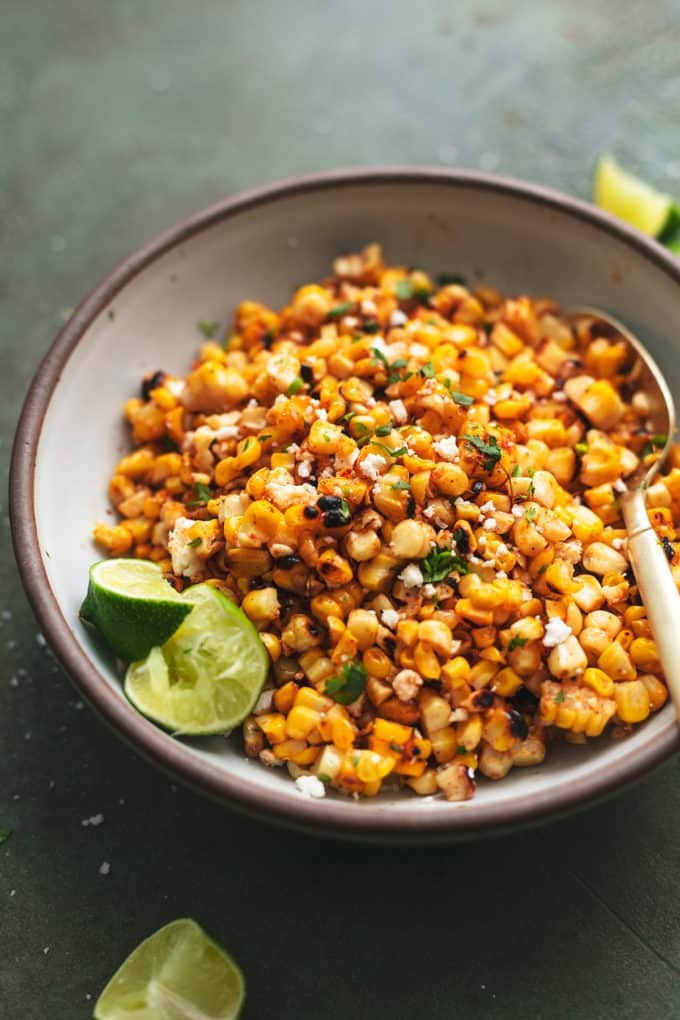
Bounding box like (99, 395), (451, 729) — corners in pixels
(569, 307), (680, 711)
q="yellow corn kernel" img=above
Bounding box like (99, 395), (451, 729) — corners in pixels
(344, 529), (381, 562)
(483, 707), (515, 752)
(431, 463), (469, 497)
(469, 660), (499, 689)
(226, 548), (272, 578)
(457, 714), (483, 751)
(241, 587), (280, 625)
(546, 635), (588, 679)
(429, 726), (459, 764)
(256, 713), (288, 745)
(346, 609), (379, 650)
(455, 599), (493, 627)
(318, 549), (353, 587)
(582, 667), (614, 698)
(273, 681), (299, 714)
(441, 657), (471, 688)
(299, 650), (335, 686)
(405, 768), (439, 795)
(286, 705), (321, 740)
(629, 637), (661, 672)
(115, 448), (156, 480)
(295, 687), (333, 712)
(614, 680), (651, 723)
(493, 667), (523, 697)
(418, 689), (451, 735)
(638, 673), (668, 712)
(92, 523), (133, 556)
(357, 552), (400, 592)
(413, 641), (440, 680)
(363, 646), (393, 679)
(597, 642), (636, 682)
(272, 738), (308, 761)
(289, 746), (321, 767)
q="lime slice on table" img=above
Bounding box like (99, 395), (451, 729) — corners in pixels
(593, 154), (680, 239)
(80, 559), (192, 662)
(125, 583), (269, 735)
(94, 918), (245, 1020)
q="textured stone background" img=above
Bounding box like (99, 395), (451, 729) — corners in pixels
(2, 2), (680, 1016)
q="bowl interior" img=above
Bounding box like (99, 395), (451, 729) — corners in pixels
(27, 173), (680, 835)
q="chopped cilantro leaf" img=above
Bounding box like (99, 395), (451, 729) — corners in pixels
(286, 377), (304, 396)
(414, 286), (432, 302)
(188, 481), (214, 507)
(375, 421), (393, 436)
(450, 390), (474, 406)
(325, 660), (367, 705)
(371, 441), (408, 458)
(508, 636), (528, 651)
(464, 432), (502, 471)
(456, 745), (468, 755)
(363, 320), (380, 333)
(421, 547), (469, 584)
(327, 302), (353, 319)
(420, 361), (436, 378)
(188, 537), (202, 548)
(396, 279), (414, 300)
(317, 773), (332, 783)
(654, 433), (668, 447)
(258, 433), (272, 442)
(554, 691), (565, 704)
(525, 506), (537, 521)
(511, 464), (521, 477)
(390, 358), (408, 370)
(391, 481), (411, 491)
(198, 319), (219, 338)
(371, 346), (389, 365)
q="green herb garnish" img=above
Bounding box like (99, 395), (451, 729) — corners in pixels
(187, 481), (214, 507)
(464, 432), (502, 471)
(414, 286), (432, 302)
(508, 636), (528, 651)
(375, 421), (393, 436)
(188, 537), (202, 548)
(420, 361), (436, 379)
(327, 302), (353, 319)
(197, 320), (219, 339)
(456, 745), (469, 756)
(574, 442), (588, 456)
(511, 464), (521, 477)
(286, 377), (304, 396)
(325, 660), (368, 705)
(525, 506), (537, 522)
(421, 547), (469, 584)
(450, 390), (474, 406)
(554, 690), (565, 704)
(258, 433), (272, 442)
(391, 481), (411, 491)
(371, 441), (408, 458)
(396, 279), (414, 300)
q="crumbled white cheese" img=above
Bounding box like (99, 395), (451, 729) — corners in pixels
(483, 518), (498, 531)
(381, 609), (400, 630)
(389, 400), (408, 423)
(168, 517), (204, 579)
(399, 564), (424, 588)
(264, 470), (317, 509)
(334, 448), (359, 472)
(298, 460), (312, 478)
(344, 315), (359, 328)
(369, 336), (388, 356)
(512, 505), (525, 518)
(433, 436), (459, 461)
(613, 478), (627, 493)
(165, 378), (185, 397)
(496, 570), (508, 579)
(314, 407), (328, 421)
(612, 538), (624, 550)
(479, 500), (496, 513)
(81, 814), (104, 827)
(483, 389), (497, 406)
(295, 775), (326, 799)
(358, 452), (388, 481)
(98, 861), (111, 876)
(543, 617), (573, 648)
(553, 390), (567, 402)
(423, 583), (437, 598)
(389, 309), (408, 327)
(410, 342), (430, 359)
(361, 298), (378, 316)
(423, 506), (436, 519)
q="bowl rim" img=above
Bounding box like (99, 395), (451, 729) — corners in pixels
(10, 164), (680, 839)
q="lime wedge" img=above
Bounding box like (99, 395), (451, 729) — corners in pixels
(94, 918), (245, 1020)
(80, 559), (192, 662)
(593, 154), (678, 237)
(124, 583), (269, 734)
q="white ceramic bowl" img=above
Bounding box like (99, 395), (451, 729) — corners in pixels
(11, 168), (680, 841)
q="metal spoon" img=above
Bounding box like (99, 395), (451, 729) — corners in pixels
(569, 307), (680, 711)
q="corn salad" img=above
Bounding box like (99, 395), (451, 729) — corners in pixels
(96, 244), (678, 802)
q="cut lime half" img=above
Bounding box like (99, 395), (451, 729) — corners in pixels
(80, 559), (192, 662)
(124, 583), (269, 735)
(593, 154), (678, 238)
(94, 918), (245, 1020)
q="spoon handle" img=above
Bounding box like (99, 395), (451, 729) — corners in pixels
(621, 488), (680, 714)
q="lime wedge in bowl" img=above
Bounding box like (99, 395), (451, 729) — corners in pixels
(593, 154), (680, 238)
(80, 559), (192, 662)
(125, 583), (269, 735)
(94, 918), (245, 1020)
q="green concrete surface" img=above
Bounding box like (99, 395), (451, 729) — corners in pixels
(3, 1), (680, 1016)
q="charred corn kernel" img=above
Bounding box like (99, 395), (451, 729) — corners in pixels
(379, 700), (420, 728)
(597, 642), (636, 681)
(615, 628), (634, 652)
(226, 548), (272, 578)
(583, 667), (614, 698)
(638, 673), (668, 711)
(318, 549), (353, 587)
(483, 707), (515, 752)
(614, 680), (650, 723)
(273, 681), (299, 714)
(241, 587), (280, 625)
(281, 614), (322, 654)
(93, 523), (133, 556)
(572, 575), (605, 612)
(256, 713), (287, 744)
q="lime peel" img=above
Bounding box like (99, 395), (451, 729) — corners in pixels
(80, 559), (192, 662)
(593, 154), (679, 238)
